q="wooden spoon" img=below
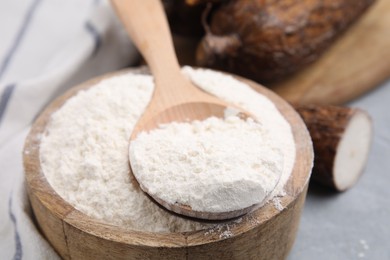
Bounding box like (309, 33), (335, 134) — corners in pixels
(111, 0), (263, 220)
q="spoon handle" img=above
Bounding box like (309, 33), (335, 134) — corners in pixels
(110, 0), (182, 87)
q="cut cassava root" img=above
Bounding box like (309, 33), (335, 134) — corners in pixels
(295, 105), (372, 191)
(196, 0), (375, 82)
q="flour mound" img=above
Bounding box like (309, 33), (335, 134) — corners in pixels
(40, 67), (295, 233)
(130, 116), (283, 212)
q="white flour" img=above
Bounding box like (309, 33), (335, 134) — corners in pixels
(130, 115), (283, 212)
(40, 67), (295, 232)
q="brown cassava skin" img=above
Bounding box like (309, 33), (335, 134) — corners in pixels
(197, 0), (375, 83)
(295, 105), (367, 191)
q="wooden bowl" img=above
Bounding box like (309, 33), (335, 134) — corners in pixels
(23, 68), (313, 260)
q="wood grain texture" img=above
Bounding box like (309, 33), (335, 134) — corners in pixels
(186, 186), (308, 260)
(23, 68), (313, 259)
(173, 0), (390, 105)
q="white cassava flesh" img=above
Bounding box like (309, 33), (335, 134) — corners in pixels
(333, 111), (372, 191)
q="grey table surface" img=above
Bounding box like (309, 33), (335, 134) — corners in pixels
(288, 80), (390, 260)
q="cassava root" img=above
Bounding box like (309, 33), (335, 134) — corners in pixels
(196, 0), (375, 82)
(295, 105), (372, 191)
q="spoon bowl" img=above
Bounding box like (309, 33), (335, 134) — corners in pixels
(130, 102), (257, 221)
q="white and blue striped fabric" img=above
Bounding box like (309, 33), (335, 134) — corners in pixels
(1, 1), (390, 259)
(0, 0), (138, 258)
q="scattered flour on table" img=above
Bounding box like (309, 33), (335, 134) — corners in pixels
(272, 197), (284, 211)
(40, 67), (295, 232)
(359, 239), (369, 250)
(130, 115), (283, 212)
(357, 239), (370, 258)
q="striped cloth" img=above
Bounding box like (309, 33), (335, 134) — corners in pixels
(1, 1), (390, 260)
(0, 0), (138, 258)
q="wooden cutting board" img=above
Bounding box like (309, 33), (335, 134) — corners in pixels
(174, 0), (390, 105)
(270, 0), (390, 105)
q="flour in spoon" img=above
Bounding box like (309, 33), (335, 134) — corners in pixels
(40, 67), (295, 232)
(130, 115), (283, 212)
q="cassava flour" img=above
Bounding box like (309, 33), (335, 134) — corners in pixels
(40, 67), (296, 232)
(130, 115), (283, 212)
